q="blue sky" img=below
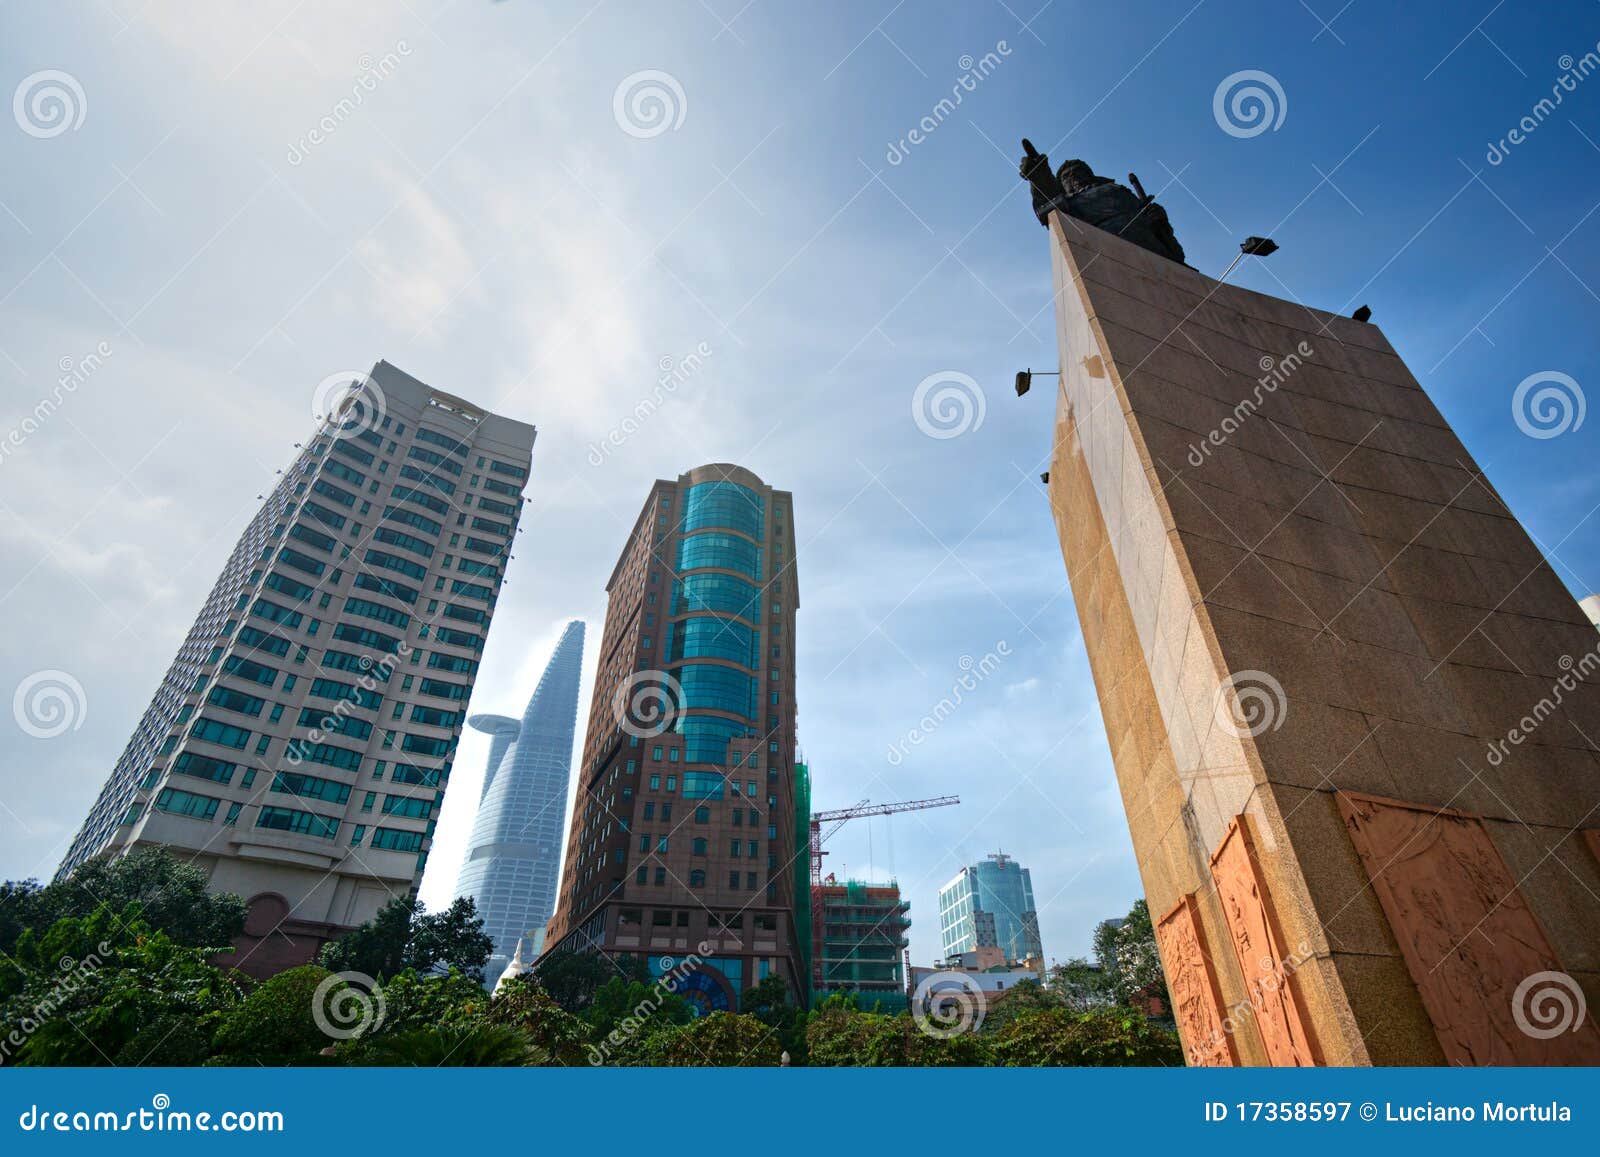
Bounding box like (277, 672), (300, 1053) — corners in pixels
(2, 0), (1597, 964)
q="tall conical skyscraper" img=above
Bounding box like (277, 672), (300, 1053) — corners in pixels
(455, 619), (585, 987)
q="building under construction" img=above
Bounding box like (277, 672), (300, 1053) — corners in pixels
(813, 877), (911, 1012)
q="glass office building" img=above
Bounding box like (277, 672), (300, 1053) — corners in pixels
(55, 362), (535, 975)
(544, 464), (803, 1012)
(454, 619), (585, 989)
(938, 852), (1044, 963)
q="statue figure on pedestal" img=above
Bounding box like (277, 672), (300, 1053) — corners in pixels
(1019, 139), (1187, 265)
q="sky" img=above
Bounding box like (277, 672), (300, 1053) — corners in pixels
(2, 0), (1598, 966)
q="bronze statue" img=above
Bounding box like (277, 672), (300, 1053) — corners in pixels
(1019, 139), (1186, 266)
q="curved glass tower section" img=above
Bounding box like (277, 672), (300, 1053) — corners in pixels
(454, 619), (585, 987)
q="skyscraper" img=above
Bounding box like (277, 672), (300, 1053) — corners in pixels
(454, 619), (585, 988)
(56, 361), (536, 975)
(543, 464), (803, 1013)
(938, 853), (1043, 963)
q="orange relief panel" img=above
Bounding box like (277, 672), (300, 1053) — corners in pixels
(1337, 791), (1600, 1065)
(1156, 893), (1238, 1066)
(1209, 816), (1319, 1066)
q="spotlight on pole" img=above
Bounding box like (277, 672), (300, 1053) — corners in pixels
(1039, 471), (1050, 484)
(1015, 369), (1060, 397)
(1219, 235), (1278, 283)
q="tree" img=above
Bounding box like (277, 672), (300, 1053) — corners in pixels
(1111, 899), (1169, 1013)
(989, 1008), (1182, 1066)
(739, 974), (806, 1065)
(210, 965), (345, 1064)
(319, 897), (493, 981)
(486, 973), (592, 1065)
(0, 849), (245, 956)
(637, 1011), (781, 1066)
(533, 949), (647, 1014)
(361, 1024), (546, 1066)
(1047, 956), (1115, 1013)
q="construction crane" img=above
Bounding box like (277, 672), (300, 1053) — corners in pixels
(808, 795), (960, 886)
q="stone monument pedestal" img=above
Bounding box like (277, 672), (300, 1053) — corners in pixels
(1044, 210), (1600, 1065)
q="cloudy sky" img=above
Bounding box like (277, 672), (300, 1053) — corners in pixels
(3, 1), (1598, 964)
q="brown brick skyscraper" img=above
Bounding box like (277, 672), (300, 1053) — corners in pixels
(544, 464), (803, 1011)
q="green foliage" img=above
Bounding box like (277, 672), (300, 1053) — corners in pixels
(740, 974), (806, 1065)
(359, 1023), (547, 1066)
(0, 849), (246, 957)
(983, 977), (1062, 1032)
(1112, 899), (1168, 1010)
(485, 974), (592, 1065)
(114, 1013), (211, 1066)
(318, 897), (493, 982)
(532, 949), (647, 1014)
(583, 976), (689, 1044)
(210, 965), (341, 1065)
(1, 907), (244, 1067)
(989, 1007), (1183, 1066)
(1047, 956), (1116, 1013)
(636, 1011), (781, 1066)
(368, 968), (489, 1034)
